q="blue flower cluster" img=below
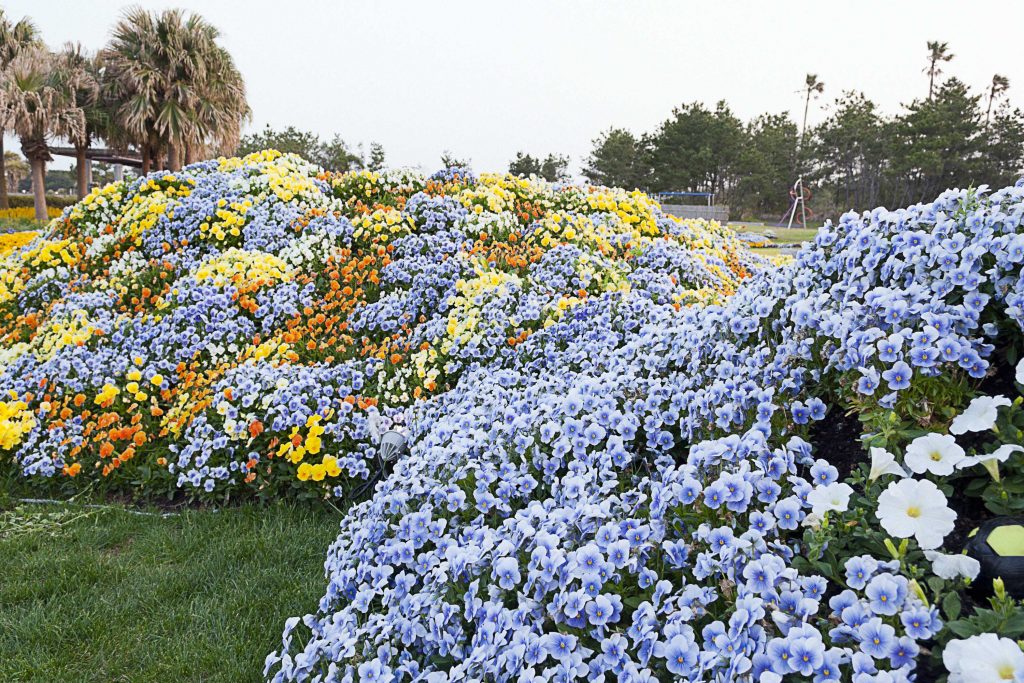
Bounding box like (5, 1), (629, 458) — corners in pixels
(266, 181), (1024, 681)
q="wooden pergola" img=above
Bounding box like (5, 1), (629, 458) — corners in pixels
(48, 146), (143, 168)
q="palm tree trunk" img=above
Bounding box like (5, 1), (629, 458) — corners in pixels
(184, 144), (197, 166)
(141, 144), (152, 175)
(166, 143), (181, 172)
(0, 134), (8, 210)
(76, 146), (89, 198)
(30, 155), (48, 221)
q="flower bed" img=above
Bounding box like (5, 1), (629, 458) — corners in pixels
(263, 179), (1024, 681)
(5, 152), (1024, 680)
(0, 151), (758, 503)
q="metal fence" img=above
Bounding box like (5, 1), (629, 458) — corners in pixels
(660, 204), (731, 222)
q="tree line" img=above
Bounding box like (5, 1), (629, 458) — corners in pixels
(526, 43), (1024, 220)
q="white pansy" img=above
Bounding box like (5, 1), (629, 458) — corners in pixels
(904, 433), (966, 476)
(876, 478), (956, 550)
(1017, 357), (1024, 385)
(924, 550), (981, 581)
(949, 395), (1011, 435)
(807, 482), (853, 517)
(800, 512), (822, 530)
(943, 633), (1024, 683)
(869, 447), (909, 482)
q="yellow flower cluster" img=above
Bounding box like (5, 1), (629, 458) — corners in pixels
(32, 309), (104, 361)
(528, 211), (604, 250)
(278, 414), (326, 463)
(586, 188), (661, 236)
(123, 367), (162, 403)
(119, 193), (174, 243)
(444, 269), (522, 346)
(66, 183), (125, 225)
(0, 230), (37, 256)
(273, 413), (344, 481)
(297, 455), (342, 482)
(331, 169), (384, 201)
(94, 383), (120, 406)
(194, 248), (292, 288)
(199, 197), (253, 242)
(0, 396), (35, 451)
(458, 178), (519, 214)
(351, 208), (414, 244)
(0, 206), (61, 220)
(259, 155), (322, 203)
(17, 237), (81, 270)
(217, 148), (282, 172)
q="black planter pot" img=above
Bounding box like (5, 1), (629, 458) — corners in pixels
(964, 516), (1024, 599)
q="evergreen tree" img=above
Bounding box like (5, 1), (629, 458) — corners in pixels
(648, 101), (743, 197)
(508, 152), (541, 177)
(367, 142), (386, 172)
(583, 128), (647, 189)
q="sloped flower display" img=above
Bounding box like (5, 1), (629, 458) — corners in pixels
(263, 179), (1024, 681)
(0, 150), (758, 502)
(4, 151), (1024, 680)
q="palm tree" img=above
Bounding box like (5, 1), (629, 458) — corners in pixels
(924, 41), (954, 100)
(183, 26), (249, 165)
(54, 43), (107, 198)
(4, 151), (29, 192)
(0, 9), (40, 209)
(2, 45), (85, 219)
(985, 74), (1010, 126)
(102, 7), (249, 173)
(800, 74), (825, 145)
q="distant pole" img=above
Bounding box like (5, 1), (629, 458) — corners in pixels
(113, 164), (124, 182)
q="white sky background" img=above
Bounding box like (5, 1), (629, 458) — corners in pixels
(7, 0), (1024, 175)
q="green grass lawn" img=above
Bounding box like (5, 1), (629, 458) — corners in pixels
(728, 223), (819, 244)
(0, 500), (339, 682)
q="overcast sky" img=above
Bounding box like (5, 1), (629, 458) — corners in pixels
(7, 0), (1024, 174)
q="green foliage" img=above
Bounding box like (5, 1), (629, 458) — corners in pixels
(366, 142), (386, 172)
(236, 125), (362, 172)
(585, 78), (1024, 221)
(508, 151), (570, 182)
(648, 101), (744, 196)
(734, 113), (799, 216)
(3, 194), (77, 209)
(583, 128), (649, 190)
(439, 150), (470, 169)
(945, 580), (1024, 640)
(17, 169), (75, 193)
(960, 395), (1024, 515)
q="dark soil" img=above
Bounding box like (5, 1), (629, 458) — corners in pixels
(808, 406), (866, 481)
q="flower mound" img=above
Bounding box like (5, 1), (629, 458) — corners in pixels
(265, 179), (1024, 681)
(0, 150), (759, 501)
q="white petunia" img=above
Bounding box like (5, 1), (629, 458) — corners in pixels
(960, 444), (1024, 468)
(943, 632), (1024, 683)
(924, 550), (981, 581)
(876, 478), (956, 550)
(959, 444), (1024, 482)
(869, 447), (909, 482)
(904, 433), (966, 476)
(807, 482), (853, 517)
(949, 395), (1011, 435)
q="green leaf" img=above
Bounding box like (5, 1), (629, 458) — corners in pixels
(942, 591), (961, 621)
